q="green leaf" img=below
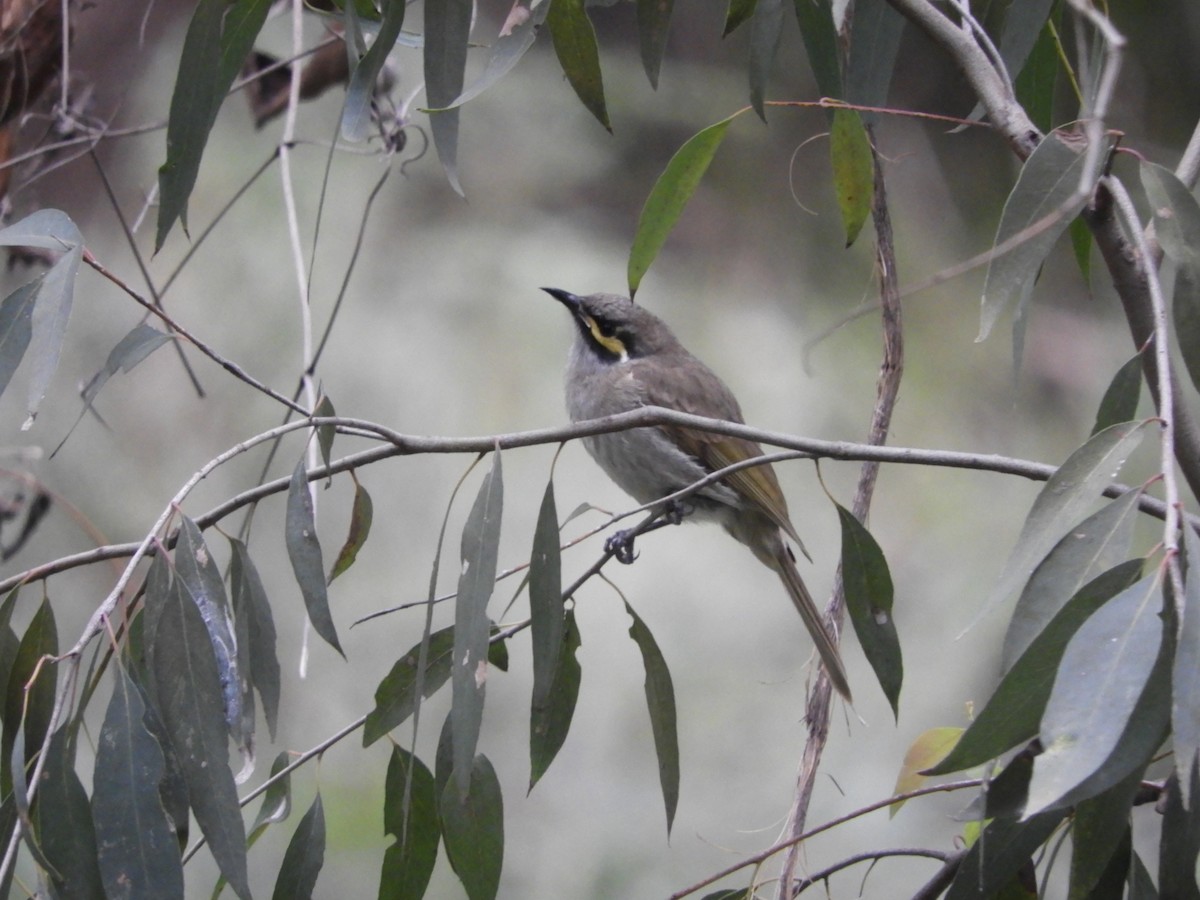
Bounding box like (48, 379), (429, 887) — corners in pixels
(249, 751), (292, 837)
(1002, 488), (1142, 669)
(844, 0), (904, 117)
(379, 747), (439, 900)
(547, 0), (611, 132)
(1176, 525), (1200, 804)
(1069, 215), (1092, 281)
(637, 0), (675, 89)
(0, 280), (38, 403)
(982, 420), (1145, 619)
(945, 810), (1065, 900)
(328, 479), (374, 583)
(1173, 260), (1200, 394)
(285, 456), (343, 656)
(1143, 161), (1200, 268)
(156, 0), (272, 249)
(624, 599), (679, 835)
(998, 0), (1056, 93)
(452, 452), (503, 797)
(342, 0), (407, 141)
(1128, 850), (1157, 900)
(314, 394), (336, 472)
(92, 666), (184, 900)
(791, 0), (841, 102)
(1013, 17), (1060, 134)
(835, 501), (900, 716)
(1069, 768), (1141, 900)
(529, 608), (582, 790)
(175, 516), (240, 735)
(364, 627), (456, 747)
(747, 0), (784, 120)
(271, 794), (325, 900)
(1092, 354), (1143, 436)
(830, 107), (875, 248)
(151, 577), (250, 899)
(229, 537), (280, 739)
(724, 0), (757, 37)
(1025, 573), (1163, 815)
(441, 754), (504, 900)
(424, 0), (472, 195)
(628, 113), (741, 297)
(927, 561), (1142, 776)
(529, 480), (563, 707)
(1159, 768), (1200, 900)
(33, 728), (103, 898)
(3, 599), (56, 795)
(437, 1), (551, 110)
(979, 129), (1099, 341)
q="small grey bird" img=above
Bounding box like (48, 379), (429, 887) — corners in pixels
(544, 287), (850, 700)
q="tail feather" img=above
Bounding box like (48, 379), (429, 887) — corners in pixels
(772, 549), (852, 701)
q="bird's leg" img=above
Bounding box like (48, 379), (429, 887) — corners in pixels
(605, 500), (692, 564)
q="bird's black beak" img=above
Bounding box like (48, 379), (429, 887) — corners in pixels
(541, 287), (582, 313)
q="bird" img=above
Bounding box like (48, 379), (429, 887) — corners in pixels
(543, 287), (850, 700)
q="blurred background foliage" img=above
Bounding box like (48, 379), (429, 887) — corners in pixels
(0, 0), (1197, 896)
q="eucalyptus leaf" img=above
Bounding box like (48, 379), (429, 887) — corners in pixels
(637, 0), (675, 88)
(342, 0), (406, 141)
(844, 0), (904, 120)
(547, 0), (611, 132)
(529, 609), (581, 791)
(1176, 524), (1200, 805)
(441, 754), (504, 900)
(364, 626), (456, 747)
(1092, 353), (1143, 436)
(380, 747), (439, 900)
(229, 537), (280, 740)
(271, 794), (325, 900)
(529, 480), (564, 706)
(0, 280), (38, 403)
(423, 0), (471, 195)
(285, 456), (343, 656)
(451, 452), (503, 797)
(624, 599), (679, 835)
(791, 0), (841, 102)
(944, 810), (1065, 900)
(1159, 768), (1200, 900)
(747, 0), (784, 120)
(328, 479), (374, 584)
(1069, 768), (1142, 900)
(33, 728), (103, 899)
(830, 108), (875, 249)
(438, 1), (549, 110)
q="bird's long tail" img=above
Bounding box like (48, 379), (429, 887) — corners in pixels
(772, 549), (852, 701)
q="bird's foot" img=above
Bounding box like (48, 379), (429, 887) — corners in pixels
(661, 499), (689, 526)
(605, 529), (639, 564)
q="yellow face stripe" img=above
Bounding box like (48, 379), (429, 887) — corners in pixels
(584, 315), (628, 360)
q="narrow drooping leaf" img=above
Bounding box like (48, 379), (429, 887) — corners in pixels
(342, 0), (407, 140)
(271, 794), (325, 900)
(151, 578), (250, 899)
(229, 537), (281, 740)
(1173, 261), (1200, 394)
(724, 0), (757, 36)
(979, 129), (1100, 341)
(423, 0), (471, 194)
(249, 752), (292, 837)
(1143, 161), (1200, 268)
(637, 0), (675, 88)
(314, 394), (336, 472)
(830, 108), (874, 247)
(836, 500), (901, 715)
(1092, 353), (1143, 436)
(624, 600), (679, 835)
(1002, 487), (1142, 669)
(441, 754), (504, 900)
(1176, 524), (1200, 805)
(983, 420), (1144, 618)
(439, 1), (551, 110)
(1128, 850), (1156, 899)
(23, 248), (83, 428)
(1024, 573), (1163, 815)
(0, 280), (38, 403)
(175, 516), (240, 734)
(547, 0), (611, 132)
(3, 599), (56, 793)
(844, 0), (904, 118)
(328, 478), (374, 584)
(1070, 214), (1093, 281)
(92, 667), (184, 900)
(791, 0), (841, 102)
(285, 456), (343, 656)
(529, 480), (563, 707)
(529, 609), (581, 790)
(747, 0), (784, 120)
(1160, 768), (1200, 900)
(380, 747), (439, 900)
(452, 452), (503, 797)
(944, 810), (1065, 900)
(628, 113), (740, 297)
(156, 0), (271, 248)
(927, 561), (1142, 776)
(889, 727), (962, 816)
(1069, 768), (1142, 900)
(997, 0), (1056, 90)
(33, 728), (103, 898)
(1013, 16), (1060, 134)
(364, 627), (457, 746)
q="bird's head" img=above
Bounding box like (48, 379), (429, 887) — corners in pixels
(542, 287), (679, 362)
